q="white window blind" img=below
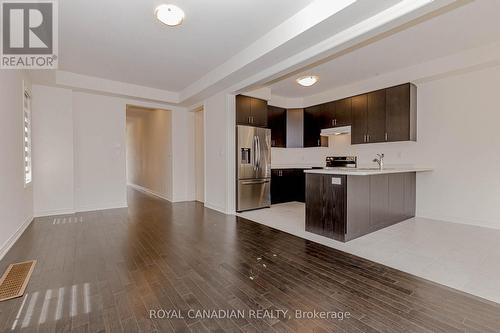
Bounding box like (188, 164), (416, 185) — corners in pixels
(23, 90), (32, 185)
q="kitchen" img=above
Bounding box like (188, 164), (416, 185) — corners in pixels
(231, 68), (500, 301)
(236, 83), (432, 242)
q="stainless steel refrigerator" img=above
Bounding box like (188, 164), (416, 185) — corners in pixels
(236, 125), (271, 212)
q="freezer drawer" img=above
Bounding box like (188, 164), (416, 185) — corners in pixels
(237, 179), (271, 212)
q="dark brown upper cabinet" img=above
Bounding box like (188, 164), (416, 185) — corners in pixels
(319, 99), (352, 129)
(304, 105), (328, 147)
(366, 89), (386, 143)
(334, 97), (352, 127)
(350, 83), (417, 145)
(267, 105), (286, 147)
(386, 83), (417, 142)
(351, 94), (368, 145)
(320, 102), (336, 128)
(236, 95), (268, 127)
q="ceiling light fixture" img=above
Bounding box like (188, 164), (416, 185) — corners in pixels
(155, 4), (185, 26)
(296, 76), (319, 87)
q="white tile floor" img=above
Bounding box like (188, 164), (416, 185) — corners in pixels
(238, 202), (500, 304)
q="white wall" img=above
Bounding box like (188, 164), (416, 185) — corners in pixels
(271, 64), (500, 230)
(203, 93), (236, 213)
(73, 92), (127, 211)
(171, 110), (196, 202)
(32, 86), (74, 216)
(0, 72), (34, 259)
(126, 108), (173, 201)
(32, 85), (196, 216)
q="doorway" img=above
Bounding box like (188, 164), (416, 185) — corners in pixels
(194, 108), (204, 202)
(126, 105), (173, 201)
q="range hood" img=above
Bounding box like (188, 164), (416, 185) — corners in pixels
(320, 126), (351, 136)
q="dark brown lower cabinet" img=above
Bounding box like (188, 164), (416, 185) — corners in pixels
(271, 169), (305, 204)
(305, 172), (416, 242)
(305, 174), (346, 241)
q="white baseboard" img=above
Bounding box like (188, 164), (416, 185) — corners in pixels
(34, 208), (76, 218)
(417, 211), (500, 231)
(76, 202), (128, 213)
(0, 215), (33, 261)
(128, 183), (172, 202)
(204, 202), (227, 214)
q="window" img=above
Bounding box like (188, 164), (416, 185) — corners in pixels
(23, 89), (32, 186)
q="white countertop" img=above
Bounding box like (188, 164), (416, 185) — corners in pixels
(303, 167), (433, 176)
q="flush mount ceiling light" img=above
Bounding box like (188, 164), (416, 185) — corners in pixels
(155, 4), (185, 26)
(296, 76), (319, 87)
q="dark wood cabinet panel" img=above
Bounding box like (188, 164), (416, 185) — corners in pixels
(367, 89), (386, 143)
(305, 174), (324, 235)
(320, 102), (336, 129)
(388, 173), (406, 223)
(251, 98), (268, 127)
(322, 175), (347, 240)
(236, 95), (268, 127)
(305, 174), (346, 240)
(304, 105), (326, 147)
(386, 83), (416, 142)
(236, 95), (251, 125)
(369, 174), (390, 230)
(271, 169), (305, 204)
(351, 94), (368, 145)
(334, 98), (352, 127)
(268, 105), (286, 147)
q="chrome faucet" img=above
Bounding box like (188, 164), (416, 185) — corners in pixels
(373, 153), (385, 170)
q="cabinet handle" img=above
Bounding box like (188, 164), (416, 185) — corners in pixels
(367, 134), (370, 142)
(317, 139), (320, 146)
(335, 119), (337, 126)
(385, 132), (388, 141)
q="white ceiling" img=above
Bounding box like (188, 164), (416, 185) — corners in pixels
(269, 0), (500, 97)
(59, 0), (315, 91)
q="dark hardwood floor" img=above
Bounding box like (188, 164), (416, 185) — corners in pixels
(0, 188), (499, 333)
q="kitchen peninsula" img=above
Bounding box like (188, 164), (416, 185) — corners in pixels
(304, 167), (432, 242)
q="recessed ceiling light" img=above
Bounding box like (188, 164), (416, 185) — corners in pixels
(155, 4), (185, 26)
(296, 76), (319, 87)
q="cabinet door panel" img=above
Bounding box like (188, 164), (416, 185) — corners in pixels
(386, 84), (410, 141)
(271, 169), (283, 204)
(334, 98), (352, 127)
(321, 102), (336, 128)
(305, 174), (324, 235)
(250, 98), (268, 127)
(304, 106), (322, 147)
(268, 106), (286, 147)
(351, 94), (367, 145)
(296, 170), (306, 203)
(367, 90), (386, 143)
(322, 175), (346, 240)
(369, 175), (390, 230)
(236, 95), (251, 125)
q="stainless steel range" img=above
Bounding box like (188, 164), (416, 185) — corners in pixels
(325, 156), (357, 169)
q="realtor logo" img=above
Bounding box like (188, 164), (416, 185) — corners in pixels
(1, 0), (58, 69)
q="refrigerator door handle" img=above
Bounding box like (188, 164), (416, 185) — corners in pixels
(256, 135), (261, 169)
(240, 179), (270, 185)
(252, 136), (257, 171)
